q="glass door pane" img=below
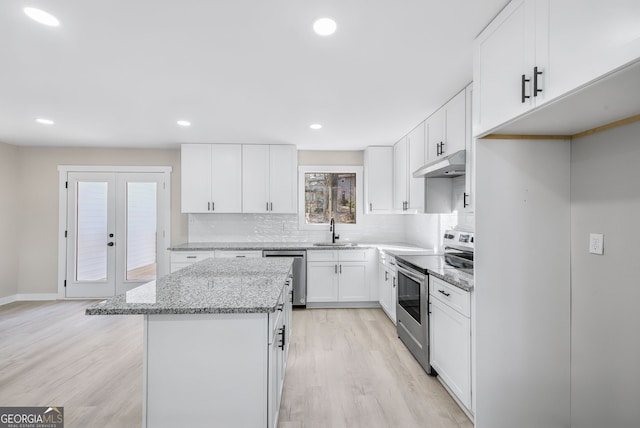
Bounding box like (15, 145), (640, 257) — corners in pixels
(126, 182), (157, 281)
(76, 182), (109, 281)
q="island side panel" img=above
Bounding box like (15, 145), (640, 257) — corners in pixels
(143, 313), (269, 428)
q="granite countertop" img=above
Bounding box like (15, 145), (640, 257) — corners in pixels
(169, 241), (432, 253)
(86, 258), (293, 316)
(395, 254), (474, 291)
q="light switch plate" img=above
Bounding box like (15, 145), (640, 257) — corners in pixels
(589, 233), (604, 255)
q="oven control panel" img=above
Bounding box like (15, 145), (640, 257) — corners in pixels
(443, 230), (474, 251)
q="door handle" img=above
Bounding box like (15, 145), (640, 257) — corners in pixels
(107, 242), (114, 247)
(108, 233), (114, 238)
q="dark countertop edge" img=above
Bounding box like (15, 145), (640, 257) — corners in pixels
(427, 270), (474, 292)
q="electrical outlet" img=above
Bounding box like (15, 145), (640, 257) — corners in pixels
(589, 233), (604, 255)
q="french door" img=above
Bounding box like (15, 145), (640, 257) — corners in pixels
(64, 171), (168, 298)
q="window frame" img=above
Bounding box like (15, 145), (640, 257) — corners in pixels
(298, 165), (363, 231)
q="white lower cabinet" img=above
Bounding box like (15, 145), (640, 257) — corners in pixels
(377, 252), (397, 323)
(144, 278), (292, 428)
(429, 277), (472, 411)
(170, 251), (214, 273)
(214, 250), (263, 259)
(307, 249), (374, 303)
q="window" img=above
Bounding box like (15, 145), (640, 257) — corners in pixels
(305, 172), (356, 224)
(298, 166), (363, 230)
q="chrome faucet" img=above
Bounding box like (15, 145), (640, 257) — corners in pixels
(329, 218), (340, 243)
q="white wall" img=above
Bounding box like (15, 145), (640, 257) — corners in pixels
(0, 142), (20, 300)
(15, 146), (187, 295)
(570, 120), (640, 427)
(475, 137), (571, 428)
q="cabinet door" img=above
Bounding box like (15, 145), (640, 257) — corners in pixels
(407, 123), (425, 212)
(430, 297), (471, 410)
(393, 137), (408, 210)
(210, 144), (242, 213)
(378, 263), (392, 319)
(338, 263), (368, 301)
(546, 0), (640, 102)
(390, 271), (397, 323)
(464, 84), (474, 213)
(307, 262), (339, 302)
(364, 147), (393, 212)
(181, 144), (212, 213)
(269, 145), (297, 214)
(473, 0), (536, 136)
(444, 90), (467, 155)
(242, 145), (270, 213)
(426, 109), (445, 161)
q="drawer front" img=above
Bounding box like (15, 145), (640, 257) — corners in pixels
(338, 249), (368, 262)
(307, 250), (338, 262)
(214, 250), (263, 258)
(170, 251), (213, 263)
(430, 277), (470, 317)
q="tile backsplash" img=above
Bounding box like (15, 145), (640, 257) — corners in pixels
(188, 211), (473, 251)
(188, 213), (406, 244)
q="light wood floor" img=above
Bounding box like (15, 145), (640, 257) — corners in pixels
(0, 301), (472, 428)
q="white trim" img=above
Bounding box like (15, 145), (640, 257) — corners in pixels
(58, 166), (172, 299)
(0, 294), (59, 306)
(298, 165), (364, 231)
(58, 165), (172, 173)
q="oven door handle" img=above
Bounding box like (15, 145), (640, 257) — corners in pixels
(397, 264), (426, 284)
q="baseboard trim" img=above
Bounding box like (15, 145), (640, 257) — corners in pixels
(0, 293), (59, 306)
(306, 301), (381, 309)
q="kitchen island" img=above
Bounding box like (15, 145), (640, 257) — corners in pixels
(86, 257), (294, 428)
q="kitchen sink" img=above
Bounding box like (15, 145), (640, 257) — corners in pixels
(313, 242), (358, 247)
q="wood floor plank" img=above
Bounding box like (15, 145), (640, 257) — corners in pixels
(0, 302), (472, 428)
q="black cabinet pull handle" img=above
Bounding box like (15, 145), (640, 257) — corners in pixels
(339, 264), (342, 274)
(463, 192), (469, 208)
(369, 203), (372, 211)
(385, 271), (389, 281)
(335, 264), (338, 274)
(279, 325), (286, 350)
(521, 74), (530, 103)
(212, 202), (215, 211)
(208, 202), (211, 211)
(186, 256), (197, 259)
(438, 289), (451, 297)
(270, 202), (273, 211)
(534, 66), (543, 97)
(266, 202), (269, 211)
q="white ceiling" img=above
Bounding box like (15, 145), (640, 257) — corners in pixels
(0, 0), (507, 150)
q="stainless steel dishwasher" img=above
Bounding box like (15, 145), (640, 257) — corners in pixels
(262, 250), (307, 307)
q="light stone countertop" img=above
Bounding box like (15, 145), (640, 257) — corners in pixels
(86, 257), (293, 316)
(169, 241), (434, 255)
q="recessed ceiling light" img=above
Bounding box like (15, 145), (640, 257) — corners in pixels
(313, 18), (337, 36)
(310, 124), (322, 130)
(36, 118), (54, 125)
(177, 120), (191, 127)
(24, 7), (60, 27)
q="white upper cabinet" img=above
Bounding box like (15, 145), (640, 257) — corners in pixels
(444, 90), (467, 156)
(393, 137), (408, 211)
(426, 108), (445, 161)
(242, 145), (297, 214)
(545, 0), (640, 102)
(393, 124), (425, 213)
(427, 89), (466, 160)
(364, 146), (393, 213)
(473, 0), (540, 136)
(407, 122), (425, 212)
(474, 0), (640, 136)
(268, 145), (297, 214)
(181, 144), (242, 213)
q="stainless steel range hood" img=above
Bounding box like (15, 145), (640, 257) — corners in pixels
(412, 150), (466, 178)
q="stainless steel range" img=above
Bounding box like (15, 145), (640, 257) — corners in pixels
(396, 230), (474, 374)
